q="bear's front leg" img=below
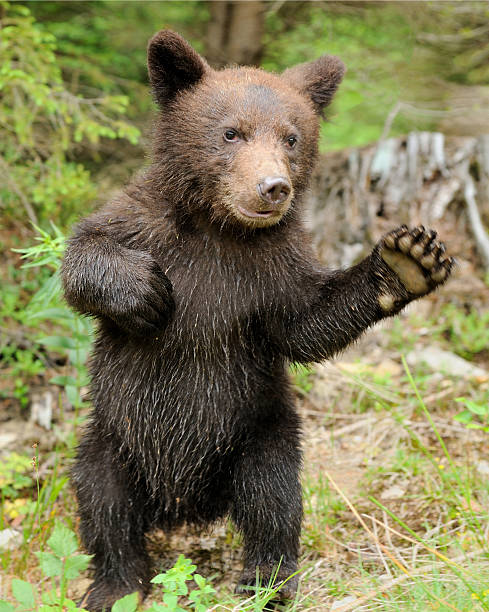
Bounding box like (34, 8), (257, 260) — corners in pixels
(62, 220), (174, 336)
(231, 408), (302, 601)
(273, 225), (454, 364)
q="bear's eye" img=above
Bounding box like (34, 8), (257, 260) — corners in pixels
(224, 129), (239, 142)
(286, 136), (297, 149)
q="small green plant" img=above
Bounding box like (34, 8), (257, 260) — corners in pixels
(14, 223), (93, 413)
(0, 522), (92, 611)
(435, 304), (489, 360)
(146, 555), (216, 612)
(302, 473), (347, 551)
(0, 452), (34, 500)
(454, 397), (489, 433)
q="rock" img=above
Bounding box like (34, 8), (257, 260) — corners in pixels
(30, 390), (53, 430)
(381, 485), (406, 500)
(406, 347), (489, 381)
(0, 528), (22, 551)
(331, 595), (357, 610)
(476, 460), (489, 476)
(0, 432), (18, 450)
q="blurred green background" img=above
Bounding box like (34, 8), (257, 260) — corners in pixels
(2, 0), (488, 227)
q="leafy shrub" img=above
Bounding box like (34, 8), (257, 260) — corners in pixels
(0, 522), (92, 611)
(14, 224), (93, 411)
(0, 2), (140, 225)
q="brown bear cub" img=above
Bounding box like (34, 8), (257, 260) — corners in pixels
(62, 31), (453, 610)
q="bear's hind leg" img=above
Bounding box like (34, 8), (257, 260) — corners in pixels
(73, 433), (153, 611)
(232, 409), (302, 601)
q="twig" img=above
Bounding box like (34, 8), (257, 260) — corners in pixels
(464, 175), (489, 270)
(379, 100), (402, 143)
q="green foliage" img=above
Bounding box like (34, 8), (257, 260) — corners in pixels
(28, 1), (208, 112)
(454, 396), (489, 433)
(434, 304), (489, 360)
(406, 2), (489, 86)
(302, 473), (347, 551)
(0, 522), (92, 611)
(290, 363), (315, 394)
(14, 224), (93, 411)
(0, 453), (34, 500)
(147, 555), (216, 612)
(0, 2), (140, 224)
(263, 4), (432, 151)
(0, 540), (218, 612)
(0, 224), (92, 427)
(111, 593), (139, 612)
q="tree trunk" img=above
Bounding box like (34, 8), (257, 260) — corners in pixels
(205, 1), (265, 68)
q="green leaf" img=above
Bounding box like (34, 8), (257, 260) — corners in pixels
(27, 307), (73, 321)
(40, 336), (78, 350)
(0, 601), (16, 612)
(66, 385), (81, 406)
(162, 593), (180, 608)
(454, 410), (472, 424)
(47, 522), (78, 556)
(64, 554), (92, 579)
(41, 589), (59, 605)
(111, 592), (139, 612)
(466, 401), (487, 416)
(150, 573), (166, 585)
(12, 579), (36, 608)
(50, 375), (78, 387)
(193, 574), (205, 589)
(36, 551), (63, 577)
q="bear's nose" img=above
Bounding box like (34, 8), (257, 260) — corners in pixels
(257, 177), (291, 206)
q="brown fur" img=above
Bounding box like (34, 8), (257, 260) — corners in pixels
(62, 31), (453, 610)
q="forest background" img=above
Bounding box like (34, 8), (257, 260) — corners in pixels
(1, 2), (489, 611)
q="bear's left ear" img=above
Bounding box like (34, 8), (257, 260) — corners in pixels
(147, 30), (209, 106)
(282, 55), (346, 115)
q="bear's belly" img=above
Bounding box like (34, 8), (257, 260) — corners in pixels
(89, 327), (290, 506)
(90, 325), (285, 433)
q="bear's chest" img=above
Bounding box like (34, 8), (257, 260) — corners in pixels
(147, 230), (309, 350)
(164, 250), (271, 331)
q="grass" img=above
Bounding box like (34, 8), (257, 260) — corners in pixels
(2, 328), (489, 610)
(1, 236), (489, 609)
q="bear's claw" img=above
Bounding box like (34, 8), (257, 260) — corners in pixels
(380, 225), (454, 297)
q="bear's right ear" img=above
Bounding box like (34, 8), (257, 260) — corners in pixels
(147, 30), (209, 106)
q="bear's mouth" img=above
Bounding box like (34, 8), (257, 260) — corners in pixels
(237, 205), (278, 219)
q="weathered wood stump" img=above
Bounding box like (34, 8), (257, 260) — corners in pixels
(306, 132), (489, 273)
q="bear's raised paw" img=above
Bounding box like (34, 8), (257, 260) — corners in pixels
(377, 225), (454, 311)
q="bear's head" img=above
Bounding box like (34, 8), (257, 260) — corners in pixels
(148, 31), (345, 232)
